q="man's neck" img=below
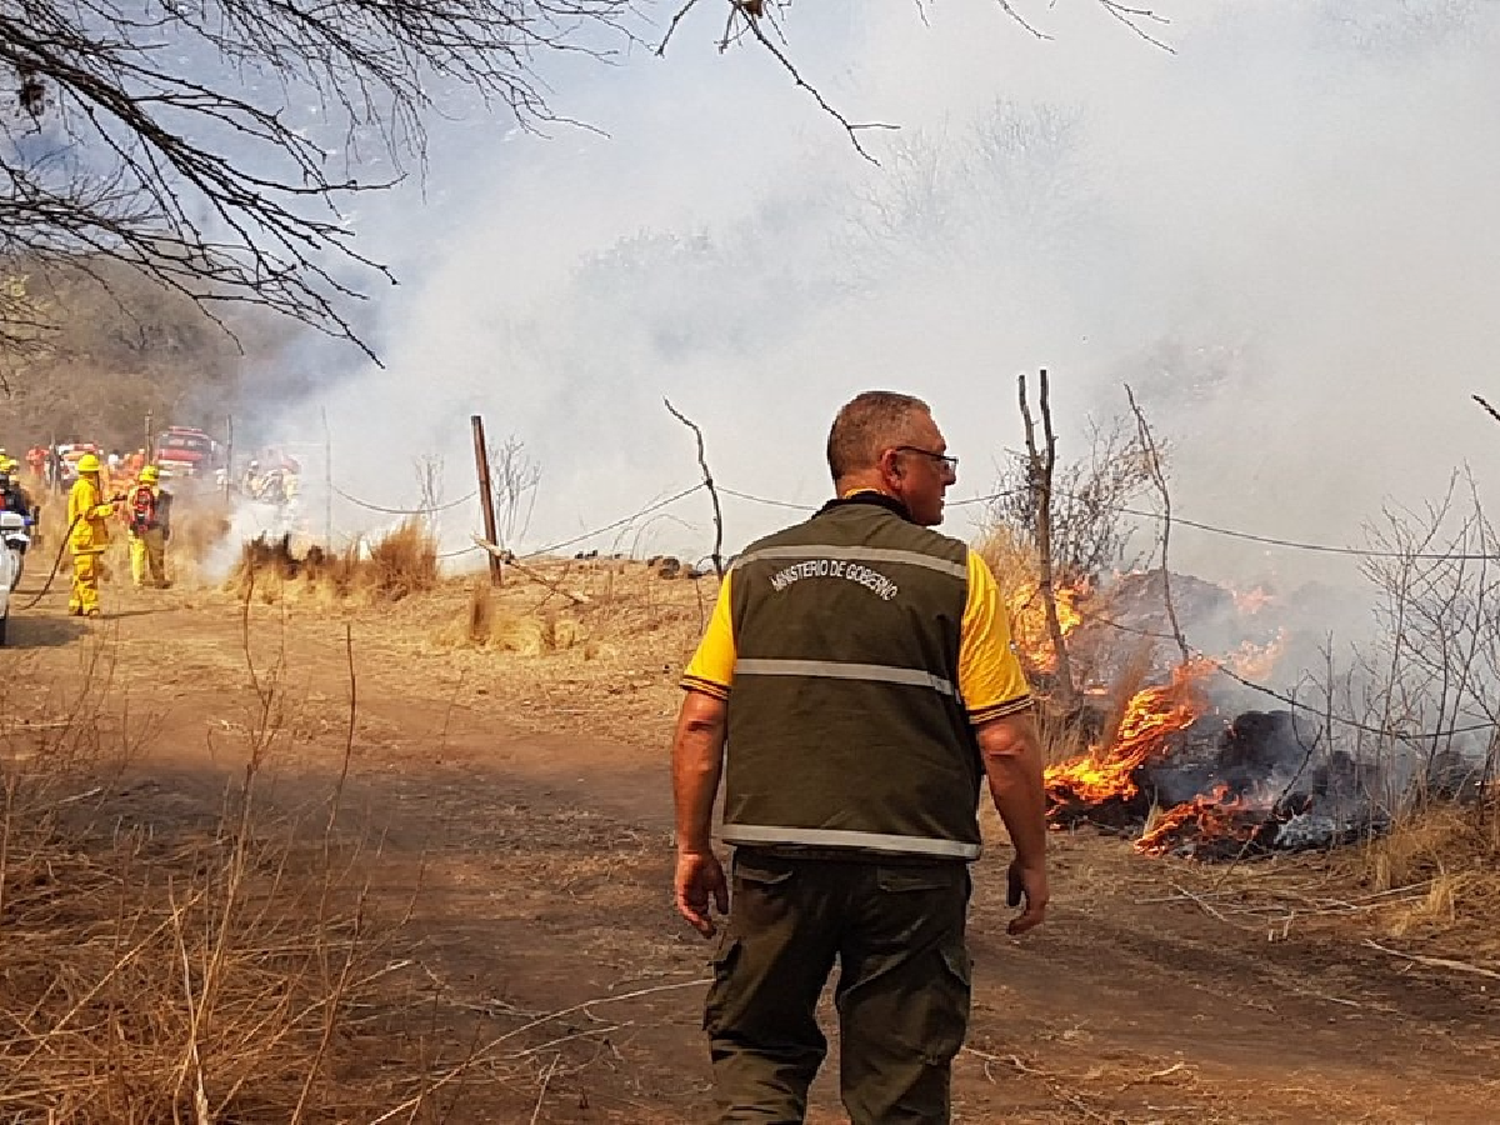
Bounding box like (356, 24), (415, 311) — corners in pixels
(819, 489), (913, 523)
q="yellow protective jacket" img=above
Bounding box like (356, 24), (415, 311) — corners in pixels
(67, 476), (114, 554)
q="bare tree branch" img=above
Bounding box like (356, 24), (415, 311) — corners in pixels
(2, 0), (639, 352)
(1017, 368), (1075, 704)
(664, 397), (723, 578)
(1124, 383), (1189, 667)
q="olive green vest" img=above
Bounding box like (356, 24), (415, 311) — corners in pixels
(723, 494), (982, 861)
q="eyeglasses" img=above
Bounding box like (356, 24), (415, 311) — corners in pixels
(894, 446), (959, 472)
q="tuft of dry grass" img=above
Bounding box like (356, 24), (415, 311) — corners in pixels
(363, 520), (438, 600)
(228, 520), (438, 606)
(437, 581), (585, 655)
(1358, 800), (1500, 947)
(1035, 699), (1089, 769)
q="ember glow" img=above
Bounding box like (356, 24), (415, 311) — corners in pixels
(1133, 784), (1248, 855)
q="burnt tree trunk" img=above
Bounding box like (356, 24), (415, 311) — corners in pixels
(1019, 369), (1076, 705)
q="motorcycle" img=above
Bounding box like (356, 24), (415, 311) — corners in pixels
(1, 511), (30, 592)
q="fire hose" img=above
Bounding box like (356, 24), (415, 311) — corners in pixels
(18, 497), (123, 610)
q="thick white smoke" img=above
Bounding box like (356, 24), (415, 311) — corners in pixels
(247, 0), (1500, 607)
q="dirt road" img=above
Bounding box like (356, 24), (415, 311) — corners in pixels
(7, 573), (1499, 1123)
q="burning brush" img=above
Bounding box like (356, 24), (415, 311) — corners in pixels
(1044, 662), (1387, 860)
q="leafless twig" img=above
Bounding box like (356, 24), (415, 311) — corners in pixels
(664, 399), (724, 578)
(1363, 939), (1500, 981)
(1124, 384), (1188, 666)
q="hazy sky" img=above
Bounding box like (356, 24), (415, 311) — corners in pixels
(258, 0), (1500, 593)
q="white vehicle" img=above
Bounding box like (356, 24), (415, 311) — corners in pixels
(0, 511), (25, 644)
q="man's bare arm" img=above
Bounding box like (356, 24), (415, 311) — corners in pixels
(671, 690), (730, 936)
(673, 690), (729, 854)
(976, 710), (1049, 934)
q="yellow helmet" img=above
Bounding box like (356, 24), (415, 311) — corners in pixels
(76, 453), (102, 474)
(139, 465), (161, 484)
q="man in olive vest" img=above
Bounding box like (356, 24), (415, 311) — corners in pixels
(672, 391), (1049, 1124)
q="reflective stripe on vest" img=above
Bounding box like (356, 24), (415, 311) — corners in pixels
(721, 823), (982, 860)
(733, 544), (968, 581)
(734, 658), (957, 698)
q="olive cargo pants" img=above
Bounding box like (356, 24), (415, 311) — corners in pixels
(705, 850), (972, 1124)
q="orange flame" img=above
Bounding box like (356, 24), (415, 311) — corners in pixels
(1008, 580), (1086, 673)
(1133, 784), (1251, 855)
(1223, 628), (1286, 682)
(1044, 659), (1216, 810)
(1231, 585), (1277, 615)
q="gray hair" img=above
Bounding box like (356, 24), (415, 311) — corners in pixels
(825, 391), (931, 481)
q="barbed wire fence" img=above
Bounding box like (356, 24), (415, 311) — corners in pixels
(295, 436), (1500, 752)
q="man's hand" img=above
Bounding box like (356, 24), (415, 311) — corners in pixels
(675, 850), (728, 938)
(1006, 857), (1049, 935)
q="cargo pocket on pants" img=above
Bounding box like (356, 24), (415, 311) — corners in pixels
(703, 932), (742, 1035)
(920, 940), (973, 1067)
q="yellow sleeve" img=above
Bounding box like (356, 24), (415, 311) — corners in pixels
(681, 569), (736, 700)
(958, 549), (1033, 724)
(67, 480), (91, 524)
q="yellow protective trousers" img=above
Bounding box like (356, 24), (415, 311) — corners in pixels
(69, 552), (101, 615)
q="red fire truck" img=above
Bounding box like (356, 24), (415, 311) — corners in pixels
(153, 426), (223, 481)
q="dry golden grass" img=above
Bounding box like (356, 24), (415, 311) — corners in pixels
(1035, 698), (1089, 769)
(363, 520), (438, 599)
(1358, 801), (1500, 946)
(1365, 801), (1499, 890)
(974, 524), (1040, 592)
(0, 651), (455, 1122)
(228, 520), (438, 606)
(437, 580), (584, 655)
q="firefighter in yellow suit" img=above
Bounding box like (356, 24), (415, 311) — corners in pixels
(124, 465), (171, 589)
(66, 453), (116, 617)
